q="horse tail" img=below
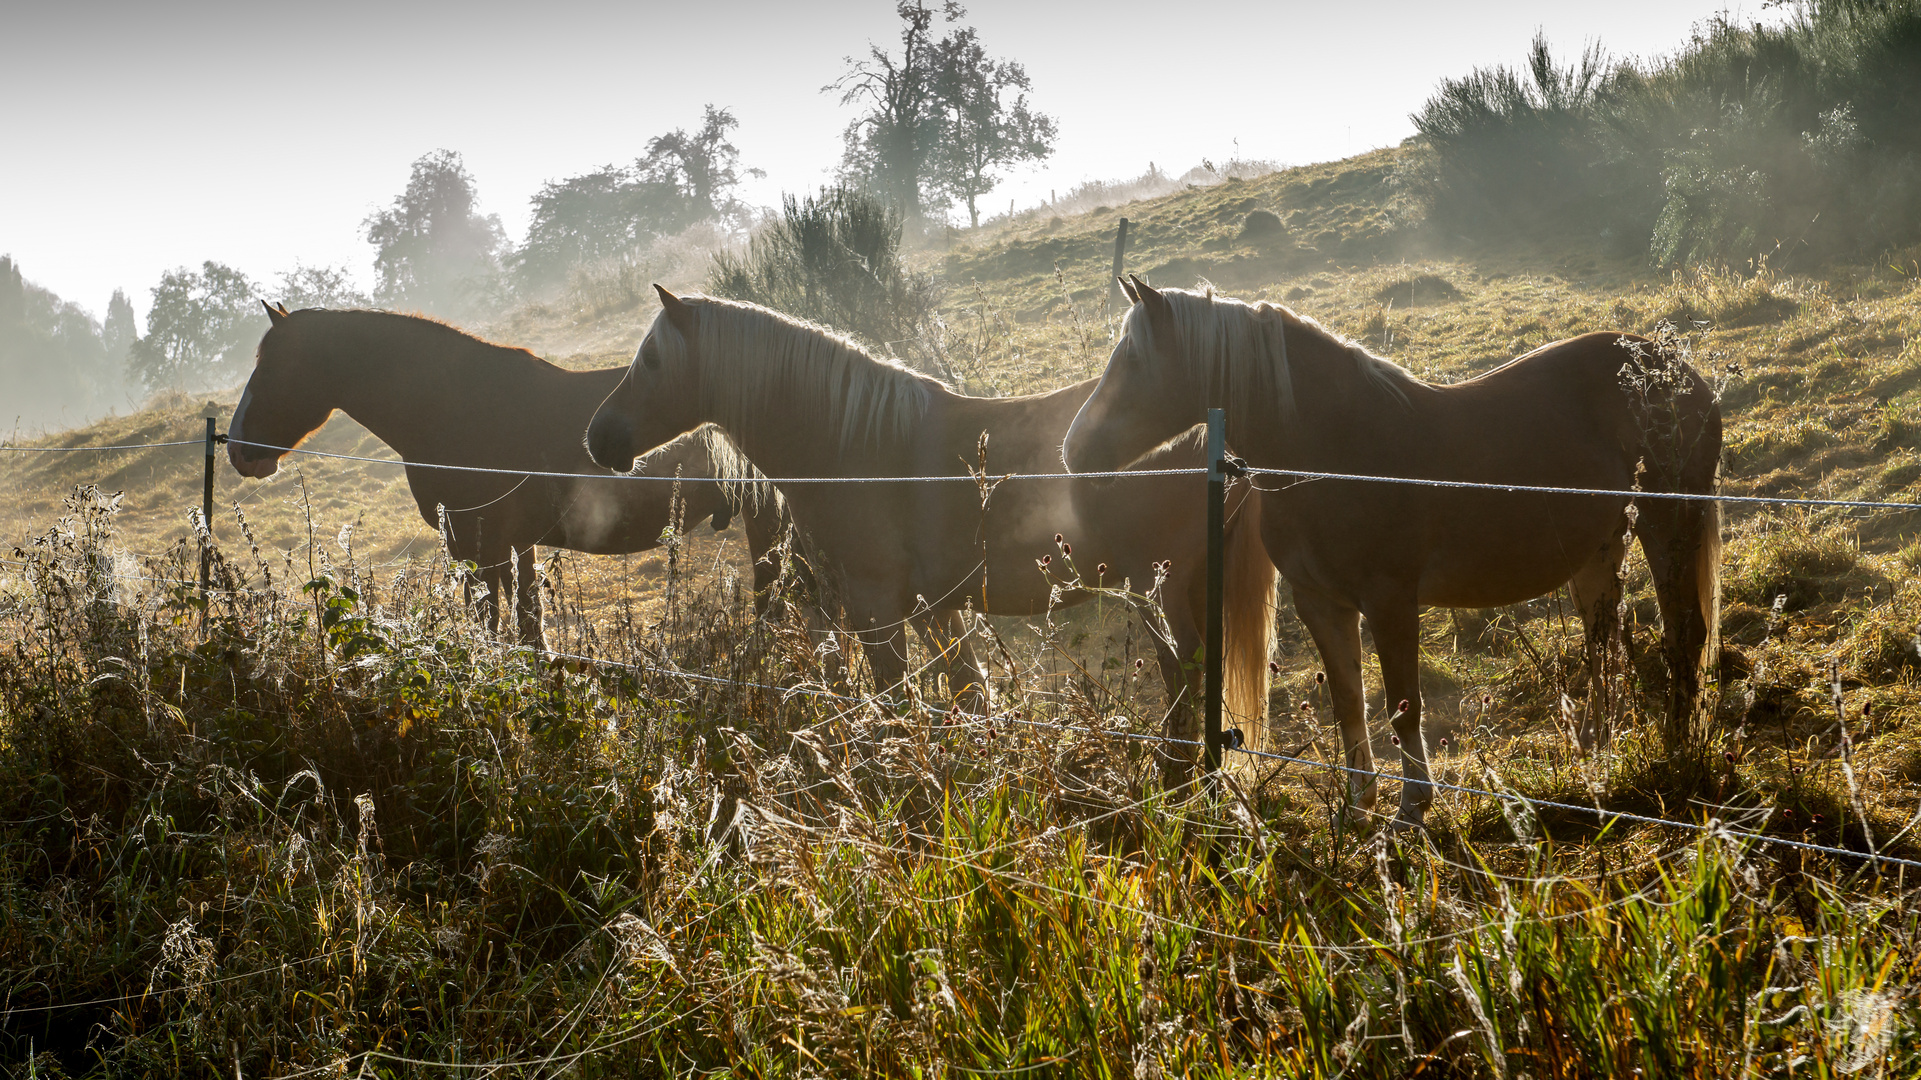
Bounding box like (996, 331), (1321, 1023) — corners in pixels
(1222, 485), (1278, 751)
(1638, 392), (1723, 752)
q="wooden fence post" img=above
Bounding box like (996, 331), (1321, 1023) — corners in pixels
(1108, 218), (1130, 314)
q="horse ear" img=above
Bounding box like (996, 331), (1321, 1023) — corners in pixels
(654, 284), (695, 337)
(1129, 274), (1172, 321)
(1117, 277), (1140, 304)
(262, 300), (285, 325)
(275, 302), (290, 316)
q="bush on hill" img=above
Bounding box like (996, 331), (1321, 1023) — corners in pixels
(1413, 2), (1921, 266)
(708, 186), (948, 376)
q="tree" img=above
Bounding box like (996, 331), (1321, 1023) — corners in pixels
(638, 105), (762, 224)
(127, 261), (261, 392)
(513, 107), (760, 293)
(827, 1), (959, 219)
(828, 3), (1056, 225)
(0, 257), (127, 429)
(273, 264), (372, 310)
(0, 256), (23, 330)
(102, 289), (136, 363)
(931, 28), (1057, 227)
(363, 149), (505, 314)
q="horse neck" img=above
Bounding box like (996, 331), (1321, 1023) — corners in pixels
(310, 317), (515, 461)
(1224, 319), (1397, 467)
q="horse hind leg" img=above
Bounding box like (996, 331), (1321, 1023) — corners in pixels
(1358, 598), (1431, 829)
(1567, 527), (1630, 751)
(1292, 584), (1376, 819)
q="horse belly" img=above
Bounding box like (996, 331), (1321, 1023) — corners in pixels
(1418, 494), (1627, 607)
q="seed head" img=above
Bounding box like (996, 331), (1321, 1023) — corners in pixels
(1097, 562), (1108, 576)
(1315, 671), (1326, 685)
(1061, 542), (1072, 556)
(1039, 554), (1052, 566)
(1268, 660), (1281, 674)
(1390, 735), (1402, 746)
(1054, 533), (1064, 544)
(1396, 699), (1411, 713)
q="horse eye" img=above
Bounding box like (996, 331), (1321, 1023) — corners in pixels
(640, 342), (660, 370)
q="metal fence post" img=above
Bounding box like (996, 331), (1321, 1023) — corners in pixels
(1204, 407), (1226, 773)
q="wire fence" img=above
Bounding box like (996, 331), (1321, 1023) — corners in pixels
(6, 426), (1921, 877)
(9, 433), (1920, 514)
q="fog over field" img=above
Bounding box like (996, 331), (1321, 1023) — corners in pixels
(5, 0), (1777, 335)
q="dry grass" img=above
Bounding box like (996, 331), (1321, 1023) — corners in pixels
(9, 146), (1921, 1073)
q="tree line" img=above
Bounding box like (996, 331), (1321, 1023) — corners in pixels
(0, 1), (1055, 419)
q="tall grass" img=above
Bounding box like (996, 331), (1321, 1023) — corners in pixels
(5, 479), (1921, 1074)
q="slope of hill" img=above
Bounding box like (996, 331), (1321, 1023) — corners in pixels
(8, 143), (1921, 1072)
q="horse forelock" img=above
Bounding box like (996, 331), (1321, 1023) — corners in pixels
(672, 294), (936, 457)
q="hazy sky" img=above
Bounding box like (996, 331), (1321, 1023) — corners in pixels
(6, 0), (1779, 325)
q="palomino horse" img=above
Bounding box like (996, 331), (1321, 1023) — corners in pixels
(1064, 279), (1721, 827)
(227, 304), (783, 644)
(585, 288), (1276, 764)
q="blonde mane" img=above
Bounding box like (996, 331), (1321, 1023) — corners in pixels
(662, 294), (940, 456)
(1140, 286), (1415, 423)
(632, 423), (777, 514)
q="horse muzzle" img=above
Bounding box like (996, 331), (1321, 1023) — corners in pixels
(227, 441), (283, 478)
(585, 412), (639, 473)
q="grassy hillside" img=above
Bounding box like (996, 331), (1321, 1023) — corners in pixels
(8, 145), (1921, 1073)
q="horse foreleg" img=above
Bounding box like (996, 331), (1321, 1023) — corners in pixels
(1567, 528), (1629, 751)
(741, 493), (788, 619)
(851, 605), (913, 706)
(470, 551), (506, 637)
(1292, 583), (1374, 818)
(1364, 599), (1431, 829)
(1152, 596), (1206, 787)
(513, 547), (545, 649)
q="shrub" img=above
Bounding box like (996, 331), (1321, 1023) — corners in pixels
(709, 187), (948, 376)
(1413, 3), (1921, 264)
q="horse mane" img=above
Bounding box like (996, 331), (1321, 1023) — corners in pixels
(667, 294), (939, 456)
(1140, 286), (1415, 424)
(630, 423), (777, 514)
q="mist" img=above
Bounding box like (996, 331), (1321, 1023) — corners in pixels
(2, 0), (1785, 433)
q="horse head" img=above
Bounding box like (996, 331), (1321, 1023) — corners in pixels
(1063, 276), (1196, 474)
(227, 302), (335, 478)
(585, 284), (705, 472)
